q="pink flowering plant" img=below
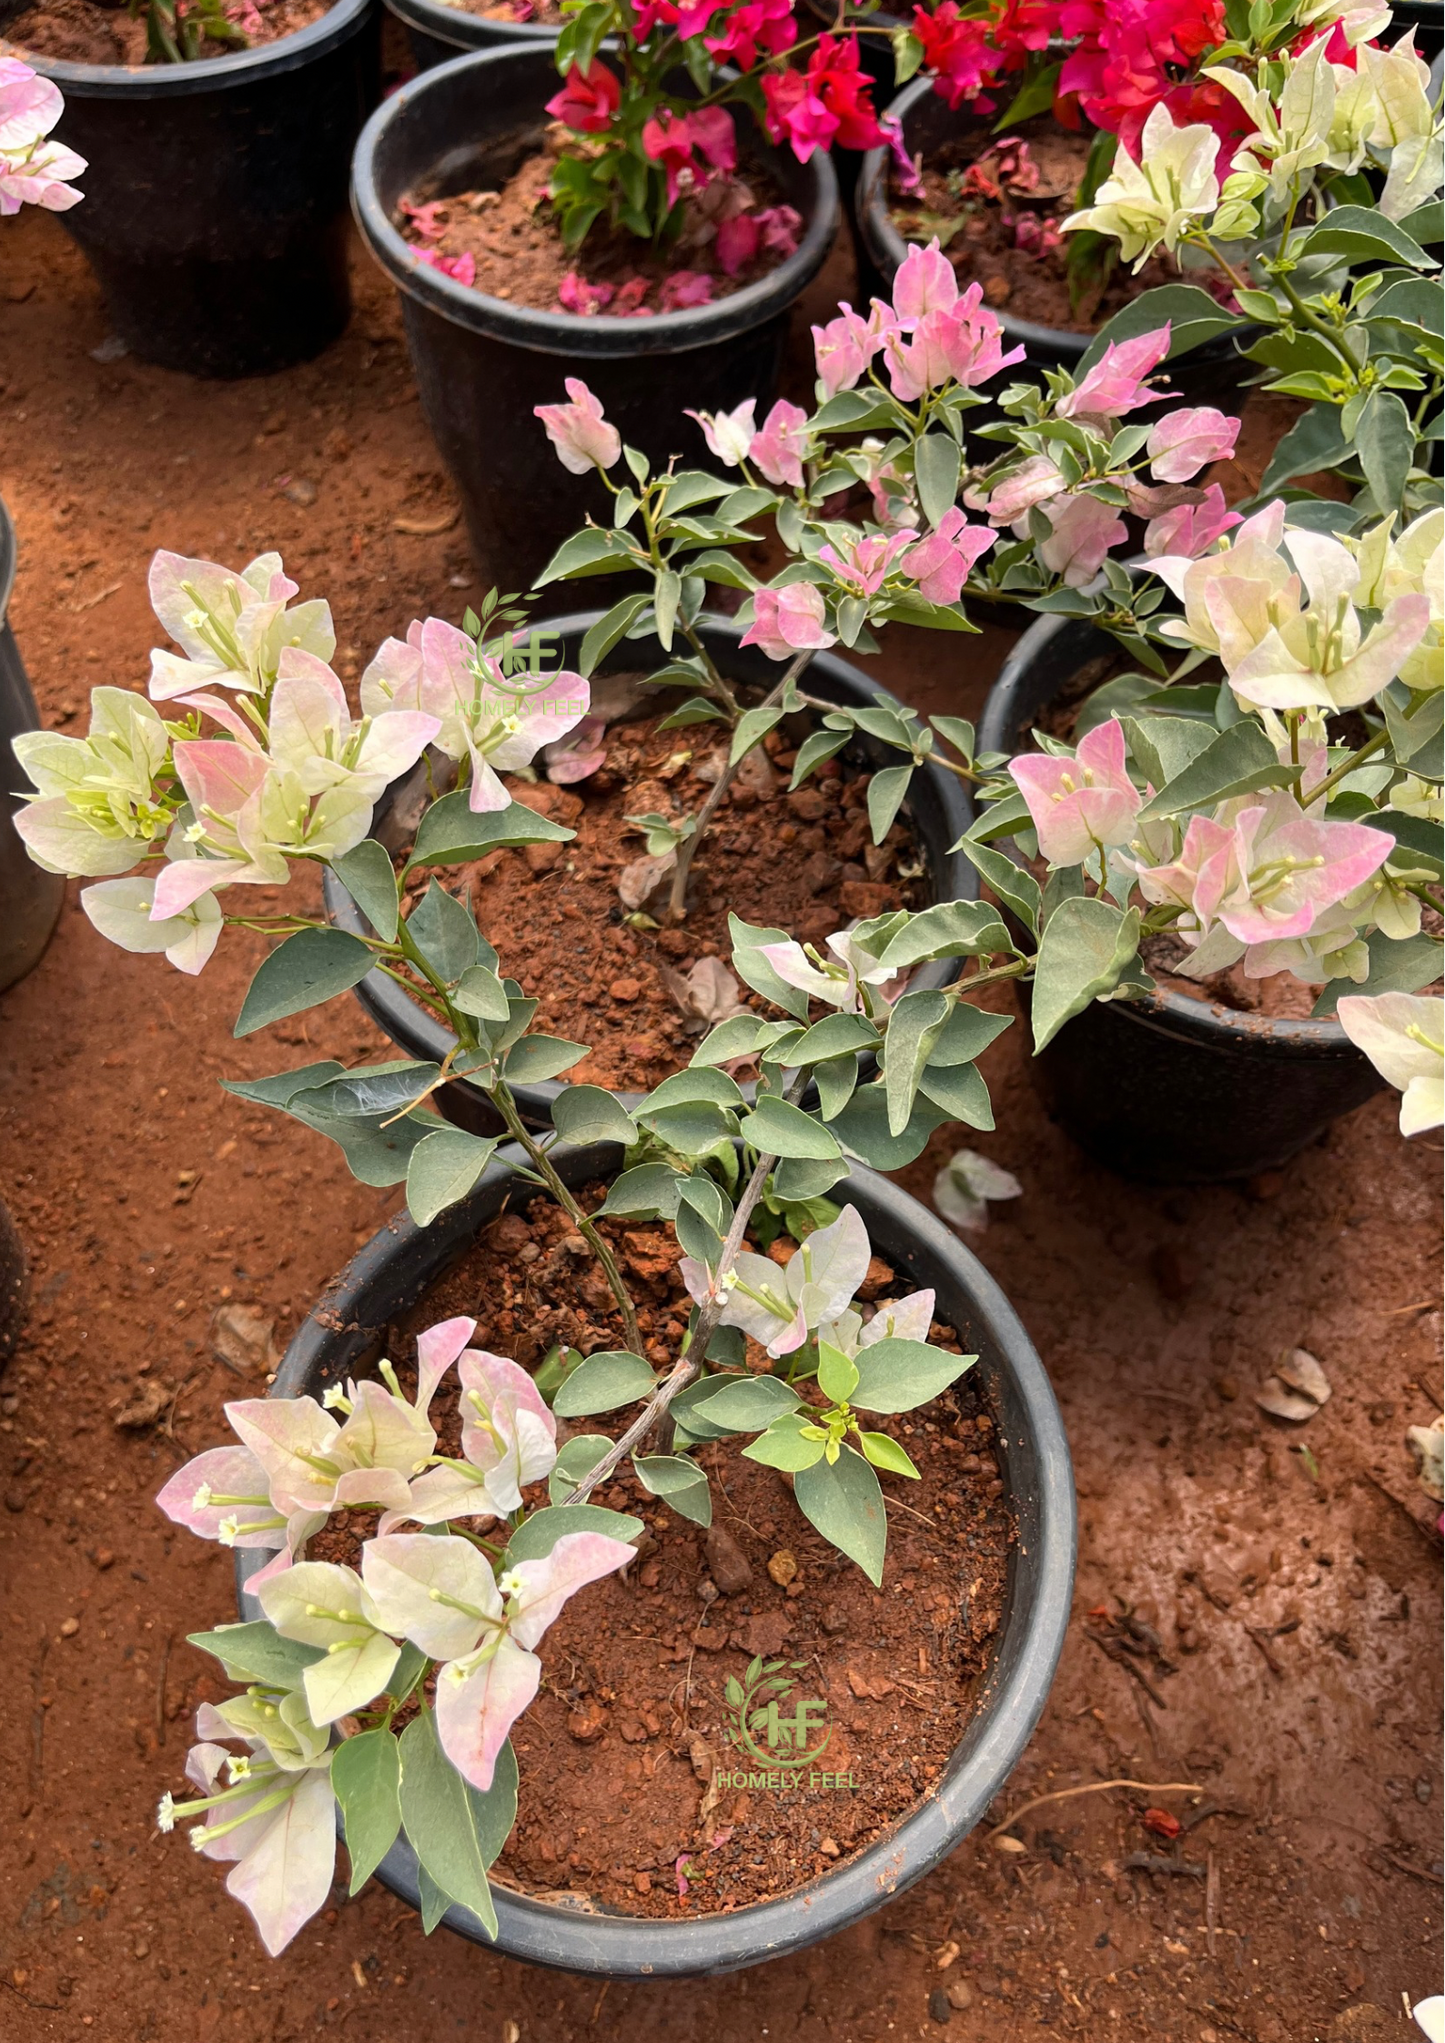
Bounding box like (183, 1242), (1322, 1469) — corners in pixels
(539, 0), (894, 264)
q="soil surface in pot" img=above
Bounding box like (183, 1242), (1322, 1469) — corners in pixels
(397, 129), (801, 314)
(457, 0), (564, 20)
(0, 202), (1435, 2040)
(311, 1185), (1009, 1919)
(396, 700), (927, 1091)
(889, 117), (1223, 334)
(3, 0), (330, 64)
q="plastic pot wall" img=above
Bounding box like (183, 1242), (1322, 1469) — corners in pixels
(854, 80), (1253, 413)
(0, 499), (63, 994)
(17, 0), (380, 378)
(237, 1138), (1075, 1978)
(977, 614), (1385, 1184)
(324, 609), (975, 1135)
(382, 0), (559, 71)
(350, 45), (837, 586)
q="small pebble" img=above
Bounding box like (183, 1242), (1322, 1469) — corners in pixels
(928, 1985), (952, 2024)
(59, 1617), (80, 1637)
(767, 1549), (799, 1587)
(609, 977), (641, 1002)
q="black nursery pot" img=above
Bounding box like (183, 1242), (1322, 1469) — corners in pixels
(854, 79), (1250, 412)
(236, 1138), (1075, 1979)
(0, 498), (63, 994)
(350, 44), (838, 585)
(324, 609), (975, 1134)
(10, 0), (380, 378)
(978, 615), (1386, 1186)
(382, 0), (557, 74)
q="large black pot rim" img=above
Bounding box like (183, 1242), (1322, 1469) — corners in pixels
(979, 610), (1368, 1066)
(323, 608), (975, 1126)
(236, 1138), (1075, 1979)
(350, 43), (838, 356)
(5, 0), (373, 93)
(384, 0), (560, 43)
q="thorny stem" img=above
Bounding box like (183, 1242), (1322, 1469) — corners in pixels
(665, 649), (818, 922)
(564, 1070), (810, 1506)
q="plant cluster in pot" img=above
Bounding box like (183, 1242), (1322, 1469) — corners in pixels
(1, 0), (379, 377)
(11, 267), (1102, 1969)
(347, 0), (913, 583)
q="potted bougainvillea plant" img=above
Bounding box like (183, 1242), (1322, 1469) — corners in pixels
(858, 0), (1443, 399)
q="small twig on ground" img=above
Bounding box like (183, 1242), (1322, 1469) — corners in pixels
(155, 1629), (175, 1747)
(1087, 1630), (1169, 1709)
(1367, 1847), (1444, 1886)
(983, 1777), (1203, 1842)
(1244, 1625), (1285, 1679)
(1206, 1848), (1219, 1956)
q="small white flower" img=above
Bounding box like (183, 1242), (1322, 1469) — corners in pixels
(496, 1569), (526, 1601)
(191, 1482), (213, 1510)
(156, 1793), (176, 1833)
(217, 1515), (240, 1547)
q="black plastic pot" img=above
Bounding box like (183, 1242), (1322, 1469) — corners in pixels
(324, 608), (974, 1134)
(350, 44), (838, 585)
(1391, 0), (1443, 58)
(0, 499), (63, 995)
(978, 614), (1386, 1184)
(383, 0), (557, 72)
(13, 0), (380, 378)
(236, 1138), (1074, 1977)
(854, 82), (1252, 413)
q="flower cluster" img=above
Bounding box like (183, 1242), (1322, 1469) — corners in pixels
(155, 1315), (635, 1951)
(13, 550), (590, 973)
(0, 58), (83, 214)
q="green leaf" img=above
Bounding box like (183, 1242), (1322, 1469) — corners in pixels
(406, 1128), (498, 1226)
(917, 1059), (994, 1128)
(221, 1060), (346, 1110)
(331, 841), (400, 944)
(1297, 205), (1437, 272)
(398, 1711), (515, 1940)
(234, 928), (376, 1037)
(406, 880), (478, 986)
(1121, 712), (1217, 791)
(1356, 389), (1414, 513)
(878, 900), (1009, 968)
(332, 1729), (402, 1896)
(914, 433), (962, 530)
(694, 1375), (801, 1431)
(741, 1411), (828, 1471)
(1031, 898), (1142, 1053)
(548, 1432), (613, 1503)
(639, 1066), (747, 1113)
(551, 1084), (638, 1146)
(730, 703), (785, 767)
(1075, 285), (1242, 376)
(658, 695), (725, 731)
(883, 987), (951, 1136)
(1136, 721), (1284, 819)
(503, 1035), (587, 1084)
(533, 527), (641, 586)
(632, 1453), (711, 1525)
(294, 1061), (439, 1119)
(738, 1093), (842, 1160)
(816, 1339), (860, 1404)
(552, 1350), (657, 1417)
(790, 728), (852, 787)
(789, 1012), (881, 1066)
(1313, 931), (1444, 1016)
(691, 1016), (788, 1066)
(794, 1445), (886, 1585)
(578, 593), (652, 677)
(452, 963), (511, 1024)
(502, 1503), (644, 1563)
(851, 1337), (976, 1413)
(416, 1864), (452, 1934)
(857, 1430), (920, 1478)
(830, 1082), (956, 1169)
(771, 1155), (849, 1200)
(1371, 276), (1445, 332)
(408, 794), (574, 868)
(187, 1622), (323, 1688)
(867, 764), (913, 844)
(729, 912), (811, 1020)
(993, 55), (1062, 127)
(598, 1163), (683, 1219)
(958, 830), (1043, 938)
(930, 1002), (1013, 1066)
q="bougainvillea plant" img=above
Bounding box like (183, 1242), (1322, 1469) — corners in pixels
(539, 0), (893, 267)
(0, 58), (83, 213)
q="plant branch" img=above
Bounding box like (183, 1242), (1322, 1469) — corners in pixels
(1298, 722), (1391, 808)
(665, 649), (816, 922)
(564, 1071), (809, 1505)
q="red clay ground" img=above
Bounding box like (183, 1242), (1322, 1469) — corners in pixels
(0, 203), (1439, 2043)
